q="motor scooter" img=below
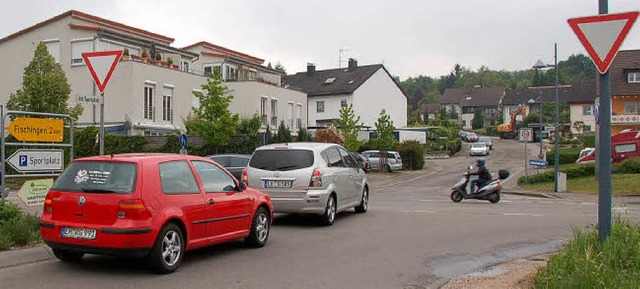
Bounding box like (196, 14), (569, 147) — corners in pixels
(450, 166), (510, 203)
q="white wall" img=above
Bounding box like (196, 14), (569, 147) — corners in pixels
(307, 94), (351, 127)
(351, 68), (407, 128)
(570, 103), (596, 133)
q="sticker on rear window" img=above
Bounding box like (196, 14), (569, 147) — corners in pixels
(88, 171), (111, 184)
(74, 170), (88, 184)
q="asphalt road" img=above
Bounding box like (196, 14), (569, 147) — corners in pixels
(1, 139), (638, 289)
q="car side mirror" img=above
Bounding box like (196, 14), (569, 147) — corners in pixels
(356, 162), (365, 169)
(237, 181), (247, 191)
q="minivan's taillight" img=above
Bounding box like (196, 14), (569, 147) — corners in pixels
(242, 169), (248, 185)
(309, 169), (322, 188)
(118, 199), (150, 220)
(43, 196), (53, 215)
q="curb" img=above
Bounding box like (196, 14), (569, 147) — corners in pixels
(0, 245), (54, 269)
(502, 190), (559, 199)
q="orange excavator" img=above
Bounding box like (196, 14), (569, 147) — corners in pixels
(497, 105), (527, 139)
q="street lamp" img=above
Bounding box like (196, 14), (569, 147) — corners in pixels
(532, 43), (560, 192)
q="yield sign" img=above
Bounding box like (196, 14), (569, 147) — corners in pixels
(81, 50), (123, 93)
(568, 12), (639, 74)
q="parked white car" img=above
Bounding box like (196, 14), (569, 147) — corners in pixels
(470, 143), (490, 156)
(361, 150), (403, 172)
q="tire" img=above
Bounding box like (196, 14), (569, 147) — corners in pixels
(488, 193), (500, 203)
(385, 164), (392, 173)
(321, 195), (337, 226)
(450, 190), (463, 203)
(354, 187), (369, 213)
(148, 223), (184, 274)
(52, 248), (84, 262)
(245, 207), (270, 248)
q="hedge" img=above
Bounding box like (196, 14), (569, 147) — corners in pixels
(394, 140), (425, 170)
(518, 158), (640, 185)
(546, 147), (582, 165)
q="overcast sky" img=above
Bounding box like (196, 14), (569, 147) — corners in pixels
(3, 0), (640, 80)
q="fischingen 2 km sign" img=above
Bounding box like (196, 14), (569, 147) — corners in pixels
(6, 117), (64, 142)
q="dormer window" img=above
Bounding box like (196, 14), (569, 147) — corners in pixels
(324, 77), (336, 84)
(628, 72), (640, 83)
(465, 97), (472, 100)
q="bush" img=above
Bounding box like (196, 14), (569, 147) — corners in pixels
(74, 127), (146, 158)
(0, 202), (42, 250)
(614, 158), (640, 174)
(580, 135), (596, 147)
(534, 218), (640, 289)
(394, 140), (425, 170)
(546, 147), (582, 165)
(518, 163), (596, 185)
(0, 201), (23, 222)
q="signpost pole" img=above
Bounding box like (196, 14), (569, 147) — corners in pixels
(598, 0), (612, 243)
(0, 105), (5, 200)
(99, 92), (105, 155)
(524, 141), (528, 184)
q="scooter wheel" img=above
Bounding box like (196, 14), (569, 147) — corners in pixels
(451, 191), (463, 203)
(488, 193), (500, 203)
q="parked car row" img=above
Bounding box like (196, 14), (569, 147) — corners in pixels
(40, 142), (382, 274)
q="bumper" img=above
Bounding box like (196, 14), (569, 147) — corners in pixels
(270, 190), (330, 214)
(39, 220), (155, 255)
(470, 151), (487, 156)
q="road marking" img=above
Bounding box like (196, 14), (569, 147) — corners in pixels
(376, 169), (440, 189)
(401, 210), (438, 214)
(502, 212), (544, 217)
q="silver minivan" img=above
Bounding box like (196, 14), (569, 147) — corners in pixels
(244, 142), (368, 225)
(361, 150), (403, 172)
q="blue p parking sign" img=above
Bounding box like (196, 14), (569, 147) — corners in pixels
(19, 155), (27, 166)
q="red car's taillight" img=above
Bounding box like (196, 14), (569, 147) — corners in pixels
(242, 169), (248, 185)
(309, 169), (322, 187)
(43, 197), (53, 215)
(118, 199), (150, 220)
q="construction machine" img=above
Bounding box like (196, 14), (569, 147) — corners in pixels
(497, 105), (527, 139)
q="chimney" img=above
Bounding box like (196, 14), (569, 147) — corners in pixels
(348, 58), (357, 71)
(307, 63), (315, 76)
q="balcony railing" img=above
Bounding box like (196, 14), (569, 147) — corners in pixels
(611, 114), (640, 124)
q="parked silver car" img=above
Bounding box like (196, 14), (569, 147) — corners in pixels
(244, 142), (368, 225)
(477, 137), (493, 150)
(361, 150), (403, 172)
(470, 142), (490, 156)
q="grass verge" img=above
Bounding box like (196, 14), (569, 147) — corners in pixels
(534, 218), (640, 289)
(521, 174), (640, 195)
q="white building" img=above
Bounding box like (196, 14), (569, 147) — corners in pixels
(285, 59), (407, 130)
(0, 10), (306, 135)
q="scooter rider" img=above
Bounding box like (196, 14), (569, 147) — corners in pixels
(469, 158), (491, 194)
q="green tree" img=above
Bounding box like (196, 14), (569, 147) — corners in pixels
(233, 114), (262, 154)
(273, 62), (287, 75)
(374, 109), (396, 150)
(334, 104), (364, 151)
(7, 42), (83, 120)
(184, 74), (239, 146)
(272, 120), (293, 143)
(471, 108), (484, 130)
(295, 128), (313, 142)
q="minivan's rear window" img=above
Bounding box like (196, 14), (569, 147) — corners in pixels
(249, 149), (314, 171)
(51, 161), (137, 194)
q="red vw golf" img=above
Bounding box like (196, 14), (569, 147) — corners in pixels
(40, 153), (273, 274)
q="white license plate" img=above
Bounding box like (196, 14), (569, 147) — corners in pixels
(61, 227), (97, 240)
(264, 180), (292, 188)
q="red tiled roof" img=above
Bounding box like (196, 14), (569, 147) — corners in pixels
(0, 10), (174, 44)
(202, 51), (228, 58)
(182, 41), (264, 64)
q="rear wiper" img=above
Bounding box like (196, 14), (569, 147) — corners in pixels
(81, 187), (121, 194)
(276, 165), (297, 170)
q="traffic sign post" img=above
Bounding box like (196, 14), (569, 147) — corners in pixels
(529, 159), (548, 168)
(82, 50), (123, 155)
(6, 117), (64, 142)
(179, 134), (188, 155)
(7, 149), (64, 172)
(568, 4), (639, 242)
(519, 128), (533, 184)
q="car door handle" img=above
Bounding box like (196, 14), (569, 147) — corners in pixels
(207, 199), (215, 205)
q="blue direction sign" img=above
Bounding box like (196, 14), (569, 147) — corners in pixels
(179, 134), (188, 147)
(529, 160), (548, 167)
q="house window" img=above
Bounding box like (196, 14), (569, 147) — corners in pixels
(204, 65), (213, 77)
(182, 60), (190, 72)
(317, 101), (325, 113)
(144, 84), (155, 121)
(288, 102), (294, 129)
(270, 99), (278, 127)
(225, 65), (238, 81)
(624, 102), (640, 114)
(582, 105), (593, 116)
(162, 86), (173, 122)
(628, 72), (640, 83)
(462, 107), (475, 114)
(584, 125), (592, 132)
(295, 104), (303, 130)
(341, 99), (348, 108)
(71, 39), (93, 65)
(260, 97), (268, 127)
(44, 39), (60, 64)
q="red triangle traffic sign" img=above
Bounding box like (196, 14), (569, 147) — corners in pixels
(81, 50), (123, 93)
(568, 12), (639, 74)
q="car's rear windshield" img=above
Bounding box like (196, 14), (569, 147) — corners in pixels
(472, 144), (486, 148)
(249, 149), (314, 171)
(51, 161), (138, 194)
